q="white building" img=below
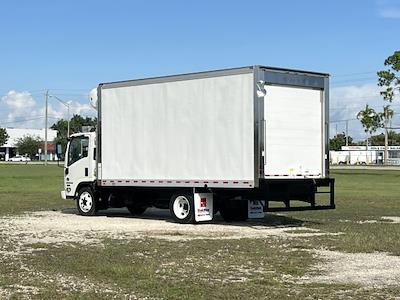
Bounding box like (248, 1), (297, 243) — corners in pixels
(330, 145), (400, 165)
(0, 128), (57, 161)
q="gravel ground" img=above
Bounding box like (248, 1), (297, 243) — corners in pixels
(0, 208), (399, 290)
(0, 208), (334, 247)
(303, 250), (400, 287)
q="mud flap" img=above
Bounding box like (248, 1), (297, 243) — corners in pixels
(194, 193), (213, 222)
(248, 200), (265, 219)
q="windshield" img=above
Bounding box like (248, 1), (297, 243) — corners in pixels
(68, 136), (89, 166)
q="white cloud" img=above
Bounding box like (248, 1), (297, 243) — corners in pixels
(330, 83), (400, 140)
(46, 101), (94, 121)
(0, 90), (96, 129)
(1, 90), (37, 124)
(377, 0), (400, 18)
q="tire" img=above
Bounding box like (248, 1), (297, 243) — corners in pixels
(76, 187), (97, 216)
(169, 193), (195, 224)
(219, 199), (248, 222)
(127, 204), (147, 215)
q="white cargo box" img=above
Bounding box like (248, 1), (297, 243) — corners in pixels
(98, 66), (329, 189)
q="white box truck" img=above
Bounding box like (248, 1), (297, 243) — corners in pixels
(61, 66), (335, 223)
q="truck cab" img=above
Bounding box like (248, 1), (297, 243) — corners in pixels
(61, 132), (96, 202)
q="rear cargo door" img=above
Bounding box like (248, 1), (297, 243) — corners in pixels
(264, 85), (323, 178)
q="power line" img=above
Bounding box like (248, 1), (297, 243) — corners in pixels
(331, 76), (377, 84)
(331, 78), (378, 87)
(0, 113), (92, 126)
(331, 95), (380, 100)
(330, 112), (400, 123)
(331, 71), (376, 78)
(46, 88), (90, 91)
(0, 117), (45, 125)
(331, 103), (400, 111)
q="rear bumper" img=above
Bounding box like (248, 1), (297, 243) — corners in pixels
(260, 178), (335, 212)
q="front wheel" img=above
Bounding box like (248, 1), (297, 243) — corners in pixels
(169, 193), (195, 224)
(76, 187), (97, 216)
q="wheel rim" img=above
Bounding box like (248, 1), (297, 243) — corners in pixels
(79, 191), (93, 213)
(173, 196), (190, 219)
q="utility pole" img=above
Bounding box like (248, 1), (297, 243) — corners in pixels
(44, 90), (48, 166)
(67, 104), (70, 137)
(384, 127), (388, 165)
(345, 120), (350, 164)
(49, 94), (70, 137)
(384, 108), (389, 165)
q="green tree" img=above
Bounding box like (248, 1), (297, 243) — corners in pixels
(378, 51), (399, 163)
(379, 104), (394, 128)
(329, 132), (353, 151)
(51, 114), (97, 155)
(370, 131), (400, 146)
(51, 119), (69, 156)
(357, 104), (381, 149)
(369, 133), (385, 146)
(0, 128), (9, 146)
(388, 130), (400, 145)
(15, 135), (43, 158)
(377, 50), (400, 102)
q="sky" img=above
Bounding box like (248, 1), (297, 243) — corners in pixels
(0, 0), (399, 140)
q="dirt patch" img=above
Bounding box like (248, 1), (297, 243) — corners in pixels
(381, 216), (400, 223)
(303, 250), (400, 288)
(0, 209), (337, 250)
(0, 284), (40, 299)
(339, 217), (400, 225)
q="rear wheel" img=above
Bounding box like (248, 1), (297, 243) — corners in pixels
(76, 187), (97, 216)
(169, 193), (195, 224)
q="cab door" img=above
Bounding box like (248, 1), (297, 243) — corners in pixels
(65, 135), (91, 197)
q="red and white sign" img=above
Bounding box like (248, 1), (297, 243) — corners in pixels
(194, 193), (213, 222)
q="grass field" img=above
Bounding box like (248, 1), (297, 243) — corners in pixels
(0, 165), (399, 299)
(0, 164), (69, 215)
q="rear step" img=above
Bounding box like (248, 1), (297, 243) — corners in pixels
(263, 178), (335, 212)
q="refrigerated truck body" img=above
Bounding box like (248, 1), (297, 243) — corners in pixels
(61, 65), (335, 223)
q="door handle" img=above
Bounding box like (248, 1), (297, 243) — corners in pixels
(65, 168), (69, 175)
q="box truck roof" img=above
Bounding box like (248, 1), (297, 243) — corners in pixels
(99, 65), (329, 89)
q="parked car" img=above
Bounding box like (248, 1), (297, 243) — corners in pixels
(8, 155), (31, 162)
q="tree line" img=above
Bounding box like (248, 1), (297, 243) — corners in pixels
(355, 51), (399, 150)
(331, 50), (399, 152)
(330, 131), (400, 151)
(0, 115), (96, 159)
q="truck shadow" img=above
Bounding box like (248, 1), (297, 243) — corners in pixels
(61, 207), (308, 228)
